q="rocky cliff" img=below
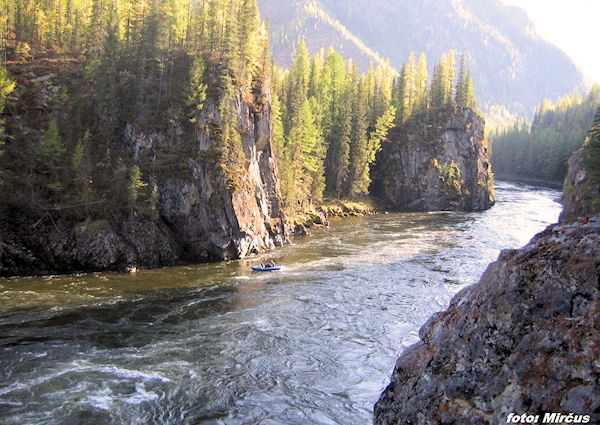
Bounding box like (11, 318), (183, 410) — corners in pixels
(374, 153), (600, 424)
(372, 108), (494, 211)
(0, 75), (286, 277)
(560, 148), (600, 222)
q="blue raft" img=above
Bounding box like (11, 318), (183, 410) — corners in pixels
(251, 266), (281, 272)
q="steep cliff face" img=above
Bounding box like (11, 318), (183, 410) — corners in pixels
(560, 148), (600, 222)
(0, 76), (286, 276)
(372, 108), (494, 211)
(147, 78), (286, 262)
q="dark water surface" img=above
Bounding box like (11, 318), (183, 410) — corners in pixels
(0, 182), (562, 424)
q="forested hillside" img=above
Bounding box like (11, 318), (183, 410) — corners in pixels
(0, 0), (490, 275)
(0, 0), (296, 275)
(271, 45), (477, 211)
(257, 0), (584, 115)
(0, 0), (479, 213)
(490, 86), (600, 184)
(0, 0), (272, 217)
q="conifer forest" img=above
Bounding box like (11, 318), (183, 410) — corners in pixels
(0, 0), (480, 222)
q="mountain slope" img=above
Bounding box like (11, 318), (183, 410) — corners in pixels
(258, 0), (584, 114)
(259, 0), (390, 70)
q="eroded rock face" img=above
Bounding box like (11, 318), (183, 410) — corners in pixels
(373, 216), (600, 425)
(372, 108), (494, 211)
(0, 77), (286, 276)
(152, 82), (286, 262)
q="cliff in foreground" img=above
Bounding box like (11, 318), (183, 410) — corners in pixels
(375, 217), (599, 424)
(374, 147), (600, 424)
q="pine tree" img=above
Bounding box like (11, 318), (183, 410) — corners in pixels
(394, 64), (408, 123)
(366, 62), (376, 121)
(93, 15), (120, 143)
(444, 50), (456, 108)
(320, 49), (345, 135)
(70, 130), (93, 214)
(430, 50), (456, 110)
(369, 62), (394, 126)
(0, 66), (15, 138)
(347, 73), (369, 197)
(320, 49), (347, 193)
(286, 40), (310, 129)
(271, 93), (291, 204)
(308, 49), (323, 99)
(128, 164), (147, 206)
(222, 0), (240, 66)
(403, 52), (416, 119)
(237, 0), (260, 84)
(464, 68), (476, 109)
(38, 120), (66, 196)
(0, 66), (15, 187)
(413, 53), (428, 116)
(321, 57), (352, 197)
(187, 55), (208, 112)
(303, 97), (325, 202)
(455, 53), (476, 109)
(86, 0), (105, 58)
(455, 53), (467, 108)
(332, 84), (352, 198)
(367, 105), (396, 167)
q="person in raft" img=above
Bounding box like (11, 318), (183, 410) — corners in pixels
(265, 260), (275, 267)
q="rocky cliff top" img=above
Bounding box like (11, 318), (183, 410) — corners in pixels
(374, 215), (600, 424)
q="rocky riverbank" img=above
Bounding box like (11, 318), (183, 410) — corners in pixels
(286, 199), (378, 236)
(374, 150), (600, 424)
(374, 216), (600, 424)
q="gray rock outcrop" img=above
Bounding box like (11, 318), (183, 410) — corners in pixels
(372, 108), (494, 211)
(560, 148), (600, 222)
(374, 216), (600, 425)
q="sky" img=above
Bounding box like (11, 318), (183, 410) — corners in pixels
(502, 0), (600, 84)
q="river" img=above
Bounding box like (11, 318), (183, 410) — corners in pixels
(0, 181), (562, 425)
